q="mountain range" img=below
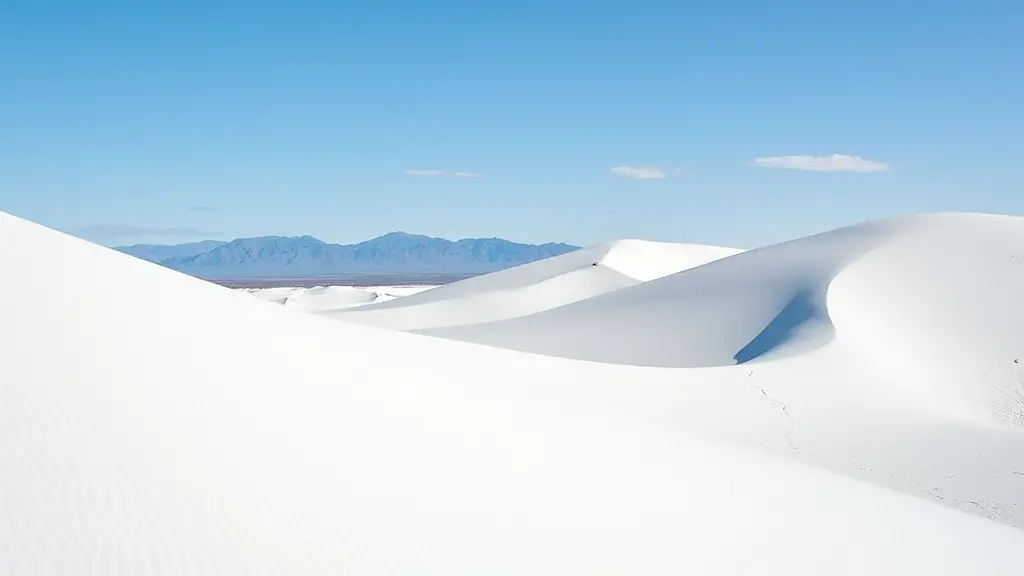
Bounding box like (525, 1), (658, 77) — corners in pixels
(115, 232), (580, 277)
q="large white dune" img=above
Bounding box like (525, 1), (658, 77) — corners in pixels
(421, 215), (1024, 421)
(421, 214), (1018, 370)
(325, 213), (1024, 528)
(330, 239), (742, 330)
(406, 214), (1024, 527)
(2, 211), (1024, 574)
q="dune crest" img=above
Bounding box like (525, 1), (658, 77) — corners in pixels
(418, 219), (890, 365)
(331, 239), (742, 330)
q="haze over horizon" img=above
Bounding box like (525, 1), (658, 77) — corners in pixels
(4, 0), (1022, 249)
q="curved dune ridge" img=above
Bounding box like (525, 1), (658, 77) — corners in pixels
(3, 211), (1024, 574)
(329, 239), (742, 330)
(421, 223), (884, 367)
(419, 213), (1024, 426)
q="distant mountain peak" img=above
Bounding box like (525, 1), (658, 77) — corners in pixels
(370, 231), (434, 241)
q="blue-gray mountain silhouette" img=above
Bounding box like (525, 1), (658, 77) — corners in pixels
(116, 232), (579, 277)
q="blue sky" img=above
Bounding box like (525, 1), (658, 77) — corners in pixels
(2, 0), (1021, 248)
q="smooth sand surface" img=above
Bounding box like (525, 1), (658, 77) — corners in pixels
(2, 210), (1023, 574)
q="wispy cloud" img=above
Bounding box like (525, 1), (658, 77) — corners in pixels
(72, 224), (217, 242)
(404, 169), (483, 178)
(187, 205), (217, 213)
(404, 169), (447, 176)
(751, 154), (889, 173)
(610, 166), (669, 180)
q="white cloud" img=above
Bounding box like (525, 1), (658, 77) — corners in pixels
(404, 169), (447, 176)
(610, 166), (668, 180)
(404, 169), (483, 178)
(751, 154), (889, 173)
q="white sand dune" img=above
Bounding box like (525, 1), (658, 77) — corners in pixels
(330, 239), (742, 330)
(336, 212), (1024, 528)
(242, 285), (303, 304)
(376, 284), (439, 298)
(2, 211), (1024, 574)
(244, 285), (435, 311)
(421, 213), (1015, 368)
(282, 285), (381, 311)
(421, 214), (1024, 422)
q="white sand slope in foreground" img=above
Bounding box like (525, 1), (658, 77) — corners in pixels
(329, 239), (742, 329)
(2, 211), (1024, 574)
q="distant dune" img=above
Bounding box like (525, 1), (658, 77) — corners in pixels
(3, 209), (1024, 574)
(418, 217), (895, 367)
(329, 239), (742, 329)
(244, 285), (435, 311)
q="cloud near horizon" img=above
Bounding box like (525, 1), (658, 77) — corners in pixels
(751, 154), (889, 173)
(72, 224), (218, 242)
(610, 166), (670, 180)
(187, 205), (217, 213)
(404, 169), (483, 178)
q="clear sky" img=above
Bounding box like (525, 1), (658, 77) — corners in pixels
(2, 0), (1021, 248)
